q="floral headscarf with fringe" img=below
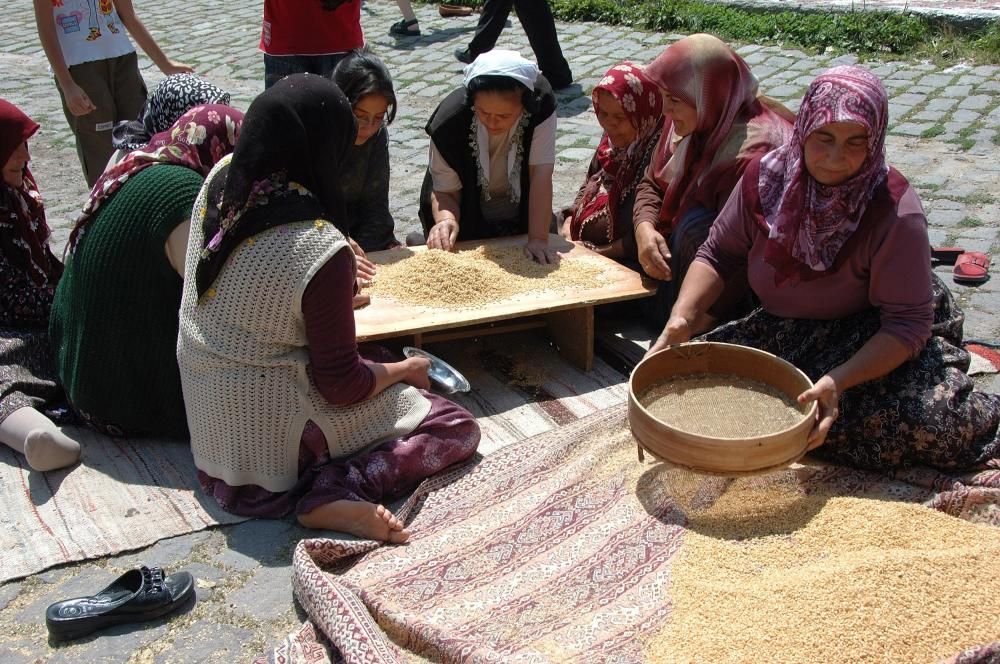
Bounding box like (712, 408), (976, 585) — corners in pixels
(570, 62), (664, 245)
(69, 104), (243, 254)
(758, 65), (890, 284)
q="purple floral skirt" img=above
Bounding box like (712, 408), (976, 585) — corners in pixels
(199, 389), (481, 518)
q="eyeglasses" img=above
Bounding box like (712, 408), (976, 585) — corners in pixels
(353, 110), (386, 128)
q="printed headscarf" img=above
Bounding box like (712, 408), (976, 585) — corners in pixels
(0, 99), (61, 287)
(112, 73), (231, 152)
(195, 74), (356, 298)
(69, 104), (244, 253)
(758, 65), (889, 284)
(571, 63), (664, 245)
(644, 33), (793, 229)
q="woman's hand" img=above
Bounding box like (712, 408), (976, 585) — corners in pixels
(352, 293), (370, 309)
(646, 315), (692, 356)
(427, 220), (459, 251)
(635, 222), (671, 280)
(797, 375), (840, 450)
(348, 238), (376, 282)
(400, 356), (431, 390)
(559, 214), (574, 240)
(161, 60), (194, 75)
(524, 237), (561, 265)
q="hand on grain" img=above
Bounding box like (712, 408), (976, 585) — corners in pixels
(635, 222), (671, 280)
(402, 356), (432, 390)
(646, 315), (692, 356)
(427, 220), (459, 251)
(523, 237), (561, 264)
(798, 375), (839, 450)
(348, 238), (377, 281)
(352, 293), (370, 309)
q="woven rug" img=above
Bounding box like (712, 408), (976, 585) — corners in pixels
(277, 403), (1000, 664)
(0, 426), (247, 584)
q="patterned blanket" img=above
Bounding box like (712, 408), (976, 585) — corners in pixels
(275, 404), (1000, 663)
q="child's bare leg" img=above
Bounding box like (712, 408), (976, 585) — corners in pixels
(0, 406), (81, 472)
(395, 0), (417, 22)
(298, 500), (410, 543)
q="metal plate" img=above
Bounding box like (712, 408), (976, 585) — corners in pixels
(402, 347), (471, 394)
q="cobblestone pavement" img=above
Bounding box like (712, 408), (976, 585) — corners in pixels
(1, 1), (999, 661)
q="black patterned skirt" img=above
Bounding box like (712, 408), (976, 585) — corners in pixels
(699, 275), (1000, 472)
(0, 326), (71, 424)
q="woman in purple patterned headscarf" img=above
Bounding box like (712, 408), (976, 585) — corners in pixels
(647, 65), (1000, 474)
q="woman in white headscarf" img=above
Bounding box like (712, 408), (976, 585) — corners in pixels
(418, 50), (559, 263)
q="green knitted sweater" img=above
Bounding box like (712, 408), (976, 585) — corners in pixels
(49, 165), (203, 438)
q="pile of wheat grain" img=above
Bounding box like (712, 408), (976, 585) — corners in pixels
(645, 476), (1000, 662)
(364, 246), (607, 309)
(641, 373), (804, 438)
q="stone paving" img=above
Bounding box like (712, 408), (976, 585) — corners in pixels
(1, 1), (999, 661)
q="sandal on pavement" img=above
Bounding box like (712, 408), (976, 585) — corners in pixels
(931, 246), (965, 265)
(440, 4), (475, 17)
(389, 18), (421, 36)
(953, 251), (990, 284)
(46, 566), (195, 641)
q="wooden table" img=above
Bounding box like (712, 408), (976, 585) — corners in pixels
(355, 234), (656, 371)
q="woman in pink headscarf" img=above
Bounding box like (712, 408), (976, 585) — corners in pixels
(560, 62), (664, 259)
(649, 65), (1000, 473)
(632, 33), (793, 328)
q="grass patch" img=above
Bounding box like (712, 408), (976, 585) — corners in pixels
(958, 216), (985, 227)
(429, 1), (1000, 63)
(992, 132), (1000, 146)
(920, 124), (946, 139)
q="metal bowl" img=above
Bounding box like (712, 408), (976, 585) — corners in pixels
(402, 346), (471, 394)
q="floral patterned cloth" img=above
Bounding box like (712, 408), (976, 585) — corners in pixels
(758, 65), (892, 283)
(701, 275), (1000, 472)
(68, 104), (243, 253)
(569, 62), (664, 247)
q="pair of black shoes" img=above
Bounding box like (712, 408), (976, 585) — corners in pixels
(46, 566), (194, 641)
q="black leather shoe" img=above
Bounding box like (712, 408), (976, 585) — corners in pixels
(454, 47), (474, 64)
(46, 566), (195, 641)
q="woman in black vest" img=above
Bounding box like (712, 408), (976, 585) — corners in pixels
(418, 50), (559, 264)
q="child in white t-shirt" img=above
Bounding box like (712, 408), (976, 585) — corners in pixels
(33, 0), (193, 186)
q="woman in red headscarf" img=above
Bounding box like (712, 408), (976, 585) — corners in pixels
(561, 62), (664, 260)
(0, 99), (80, 471)
(632, 34), (793, 328)
(649, 65), (999, 473)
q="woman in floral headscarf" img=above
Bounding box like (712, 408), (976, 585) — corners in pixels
(48, 104), (243, 439)
(633, 34), (794, 328)
(560, 62), (664, 259)
(649, 65), (1000, 473)
(0, 99), (80, 471)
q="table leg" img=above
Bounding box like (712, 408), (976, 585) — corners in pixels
(545, 306), (594, 372)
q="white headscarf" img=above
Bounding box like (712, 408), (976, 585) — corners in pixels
(462, 50), (540, 203)
(462, 49), (539, 90)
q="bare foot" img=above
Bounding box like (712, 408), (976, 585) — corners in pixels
(24, 428), (81, 472)
(298, 500), (410, 543)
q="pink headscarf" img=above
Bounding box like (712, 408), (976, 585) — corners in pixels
(571, 62), (664, 245)
(69, 104), (244, 253)
(758, 65), (889, 283)
(644, 33), (793, 230)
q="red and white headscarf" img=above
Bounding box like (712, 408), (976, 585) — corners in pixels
(571, 62), (663, 244)
(758, 65), (889, 281)
(69, 104), (244, 253)
(644, 33), (793, 230)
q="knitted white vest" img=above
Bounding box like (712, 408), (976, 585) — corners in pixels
(177, 156), (430, 492)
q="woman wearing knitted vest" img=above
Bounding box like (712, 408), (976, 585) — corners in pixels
(0, 99), (80, 472)
(178, 74), (480, 542)
(48, 104), (243, 439)
(418, 50), (560, 264)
